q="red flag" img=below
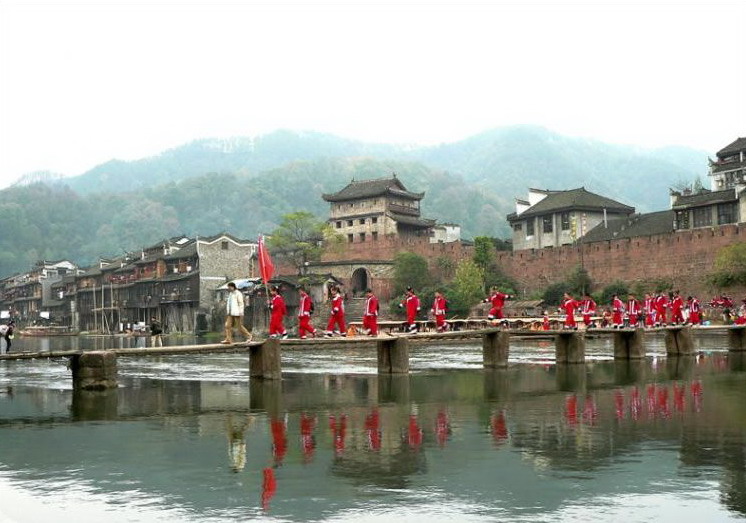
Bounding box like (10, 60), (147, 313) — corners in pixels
(258, 235), (274, 284)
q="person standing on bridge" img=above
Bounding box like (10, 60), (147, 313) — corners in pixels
(399, 287), (421, 333)
(431, 290), (448, 332)
(611, 294), (625, 328)
(362, 288), (379, 336)
(654, 291), (669, 327)
(0, 320), (14, 353)
(687, 295), (702, 325)
(670, 291), (685, 325)
(297, 287), (317, 339)
(221, 282), (253, 344)
(268, 285), (288, 339)
(581, 293), (596, 328)
(325, 286), (347, 337)
(149, 316), (163, 347)
(560, 292), (580, 330)
(627, 293), (641, 328)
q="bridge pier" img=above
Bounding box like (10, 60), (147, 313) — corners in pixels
(555, 331), (586, 364)
(377, 337), (410, 374)
(613, 329), (646, 359)
(664, 326), (695, 357)
(249, 339), (282, 380)
(727, 326), (746, 351)
(482, 330), (510, 369)
(70, 351), (118, 390)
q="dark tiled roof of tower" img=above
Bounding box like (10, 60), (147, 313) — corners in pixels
(508, 187), (634, 220)
(672, 188), (736, 209)
(322, 176), (424, 202)
(581, 210), (675, 243)
(717, 138), (746, 157)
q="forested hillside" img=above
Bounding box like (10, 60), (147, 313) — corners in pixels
(0, 126), (708, 278)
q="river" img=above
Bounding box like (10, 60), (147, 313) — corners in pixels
(1, 333), (745, 522)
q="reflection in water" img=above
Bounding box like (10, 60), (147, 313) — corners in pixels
(2, 344), (746, 520)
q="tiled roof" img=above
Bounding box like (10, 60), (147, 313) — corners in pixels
(672, 188), (736, 209)
(389, 212), (436, 228)
(164, 243), (198, 260)
(323, 176), (424, 202)
(509, 187), (634, 220)
(581, 210), (675, 243)
(717, 138), (746, 157)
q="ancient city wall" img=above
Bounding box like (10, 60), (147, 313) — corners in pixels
(495, 224), (746, 298)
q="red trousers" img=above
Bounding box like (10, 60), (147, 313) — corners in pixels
(582, 314), (592, 326)
(565, 314), (576, 328)
(327, 313), (346, 333)
(269, 313), (286, 335)
(298, 316), (316, 337)
(671, 310), (684, 324)
(656, 308), (667, 324)
(612, 312), (623, 326)
(689, 312), (701, 324)
(488, 307), (504, 319)
(363, 315), (378, 335)
(435, 314), (446, 331)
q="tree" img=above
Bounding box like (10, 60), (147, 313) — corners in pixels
(392, 252), (433, 296)
(448, 259), (485, 316)
(599, 281), (630, 306)
(267, 212), (336, 275)
(566, 266), (593, 296)
(710, 242), (746, 287)
(473, 236), (495, 269)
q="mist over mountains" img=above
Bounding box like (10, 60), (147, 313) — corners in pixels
(0, 126), (709, 278)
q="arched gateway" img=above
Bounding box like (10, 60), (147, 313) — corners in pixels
(350, 267), (369, 297)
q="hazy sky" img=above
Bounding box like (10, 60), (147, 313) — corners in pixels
(1, 0), (744, 189)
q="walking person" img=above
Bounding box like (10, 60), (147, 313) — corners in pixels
(654, 291), (669, 327)
(627, 293), (641, 328)
(0, 321), (15, 353)
(325, 286), (346, 337)
(221, 282), (253, 344)
(643, 293), (655, 327)
(399, 287), (421, 333)
(362, 288), (379, 336)
(670, 291), (685, 325)
(149, 316), (163, 347)
(297, 287), (317, 339)
(268, 285), (288, 339)
(431, 290), (448, 332)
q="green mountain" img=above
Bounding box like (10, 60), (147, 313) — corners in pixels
(0, 126), (709, 278)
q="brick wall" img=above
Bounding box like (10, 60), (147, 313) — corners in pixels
(496, 224), (746, 299)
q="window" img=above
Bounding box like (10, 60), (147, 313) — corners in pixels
(347, 220), (353, 227)
(526, 220), (535, 236)
(372, 231), (378, 241)
(542, 215), (553, 233)
(692, 207), (712, 228)
(718, 202), (738, 225)
(372, 217), (378, 224)
(359, 218), (366, 225)
(359, 232), (366, 241)
(675, 210), (689, 230)
(347, 234), (354, 243)
(336, 221), (342, 228)
(513, 223), (522, 231)
(221, 241), (229, 250)
(560, 212), (571, 231)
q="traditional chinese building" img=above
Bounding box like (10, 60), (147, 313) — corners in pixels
(507, 188), (635, 251)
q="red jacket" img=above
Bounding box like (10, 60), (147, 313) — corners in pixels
(561, 299), (579, 316)
(671, 295), (684, 312)
(627, 299), (641, 315)
(330, 294), (344, 315)
(581, 298), (596, 315)
(432, 296), (448, 315)
(402, 294), (421, 315)
(298, 293), (313, 317)
(270, 294), (286, 316)
(485, 292), (509, 308)
(364, 295), (379, 316)
(612, 297), (625, 313)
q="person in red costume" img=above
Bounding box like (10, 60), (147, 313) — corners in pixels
(324, 286), (346, 337)
(297, 286), (316, 339)
(687, 295), (702, 325)
(268, 285), (288, 339)
(431, 290), (448, 332)
(399, 287), (421, 333)
(611, 293), (625, 328)
(581, 293), (596, 328)
(484, 286), (512, 321)
(362, 288), (379, 336)
(654, 291), (669, 327)
(560, 292), (580, 329)
(643, 293), (655, 327)
(670, 291), (685, 325)
(627, 292), (641, 328)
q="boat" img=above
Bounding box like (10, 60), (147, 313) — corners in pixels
(18, 325), (79, 337)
